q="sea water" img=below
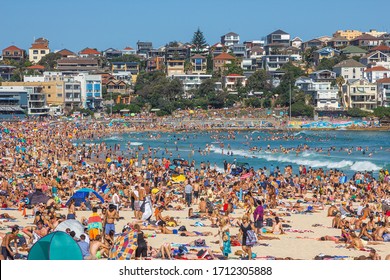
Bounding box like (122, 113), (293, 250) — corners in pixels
(77, 130), (390, 178)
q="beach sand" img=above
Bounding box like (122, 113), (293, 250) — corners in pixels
(2, 203), (389, 260)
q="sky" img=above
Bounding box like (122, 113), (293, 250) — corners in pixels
(1, 0), (389, 52)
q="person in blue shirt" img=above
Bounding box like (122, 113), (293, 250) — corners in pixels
(77, 234), (90, 259)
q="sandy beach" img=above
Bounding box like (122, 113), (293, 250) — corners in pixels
(1, 200), (389, 260)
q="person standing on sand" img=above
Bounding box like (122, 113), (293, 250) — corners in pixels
(1, 226), (19, 260)
(184, 180), (193, 207)
(253, 200), (264, 235)
(103, 204), (119, 236)
(239, 215), (255, 260)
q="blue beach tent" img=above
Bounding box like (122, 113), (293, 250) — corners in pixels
(65, 188), (104, 206)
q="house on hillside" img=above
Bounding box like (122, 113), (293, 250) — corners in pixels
(333, 59), (365, 80)
(212, 52), (235, 73)
(340, 46), (367, 58)
(364, 66), (390, 83)
(2, 45), (25, 61)
(29, 38), (50, 63)
(360, 51), (390, 68)
(79, 48), (101, 58)
(327, 36), (350, 49)
(313, 47), (340, 65)
(221, 32), (240, 46)
(56, 49), (77, 58)
(342, 78), (378, 111)
(350, 34), (380, 48)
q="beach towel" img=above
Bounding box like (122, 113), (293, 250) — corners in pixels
(108, 231), (138, 260)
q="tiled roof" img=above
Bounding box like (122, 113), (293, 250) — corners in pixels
(3, 45), (23, 52)
(123, 47), (134, 50)
(57, 49), (76, 56)
(27, 65), (45, 70)
(333, 59), (365, 68)
(352, 34), (378, 41)
(79, 48), (100, 55)
(376, 77), (390, 83)
(31, 44), (49, 49)
(213, 52), (235, 60)
(340, 45), (367, 54)
(364, 66), (389, 72)
(361, 51), (389, 59)
(371, 45), (390, 52)
(224, 32), (239, 37)
(269, 29), (288, 35)
(191, 54), (206, 59)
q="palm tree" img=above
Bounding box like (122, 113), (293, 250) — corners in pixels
(336, 76), (345, 107)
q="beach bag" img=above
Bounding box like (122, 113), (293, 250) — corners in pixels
(245, 230), (257, 246)
(194, 239), (206, 247)
(266, 218), (273, 227)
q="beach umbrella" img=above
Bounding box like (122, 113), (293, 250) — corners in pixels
(28, 231), (83, 260)
(108, 231), (138, 260)
(130, 113), (135, 117)
(27, 190), (50, 205)
(65, 188), (104, 207)
(55, 219), (87, 239)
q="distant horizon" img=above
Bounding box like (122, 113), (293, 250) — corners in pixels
(1, 0), (389, 53)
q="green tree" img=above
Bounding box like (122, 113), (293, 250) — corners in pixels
(347, 107), (370, 118)
(110, 54), (142, 63)
(224, 60), (243, 75)
(191, 28), (207, 53)
(38, 52), (62, 70)
(291, 102), (314, 117)
(246, 69), (271, 92)
(373, 107), (390, 118)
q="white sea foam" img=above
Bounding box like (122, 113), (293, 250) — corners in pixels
(106, 136), (123, 141)
(211, 147), (381, 171)
(129, 142), (143, 146)
(350, 161), (381, 171)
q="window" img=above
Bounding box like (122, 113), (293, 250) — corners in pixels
(41, 50), (46, 54)
(48, 94), (51, 97)
(33, 56), (37, 59)
(344, 75), (348, 79)
(371, 87), (376, 91)
(57, 94), (62, 97)
(33, 50), (38, 54)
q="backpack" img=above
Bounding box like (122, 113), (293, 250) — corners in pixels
(245, 230), (258, 246)
(266, 218), (273, 227)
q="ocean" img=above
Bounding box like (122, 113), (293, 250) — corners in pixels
(77, 130), (390, 178)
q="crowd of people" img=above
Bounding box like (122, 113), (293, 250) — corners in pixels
(0, 119), (389, 260)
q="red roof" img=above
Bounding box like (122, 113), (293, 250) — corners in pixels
(3, 45), (23, 52)
(372, 45), (390, 52)
(31, 44), (49, 49)
(27, 65), (45, 70)
(365, 66), (390, 72)
(376, 77), (390, 84)
(58, 49), (75, 56)
(213, 52), (235, 60)
(123, 46), (133, 50)
(80, 48), (100, 55)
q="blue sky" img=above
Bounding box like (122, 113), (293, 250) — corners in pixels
(1, 0), (389, 52)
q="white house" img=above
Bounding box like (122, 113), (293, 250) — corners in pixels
(74, 74), (102, 109)
(333, 59), (365, 80)
(364, 66), (390, 83)
(342, 79), (378, 111)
